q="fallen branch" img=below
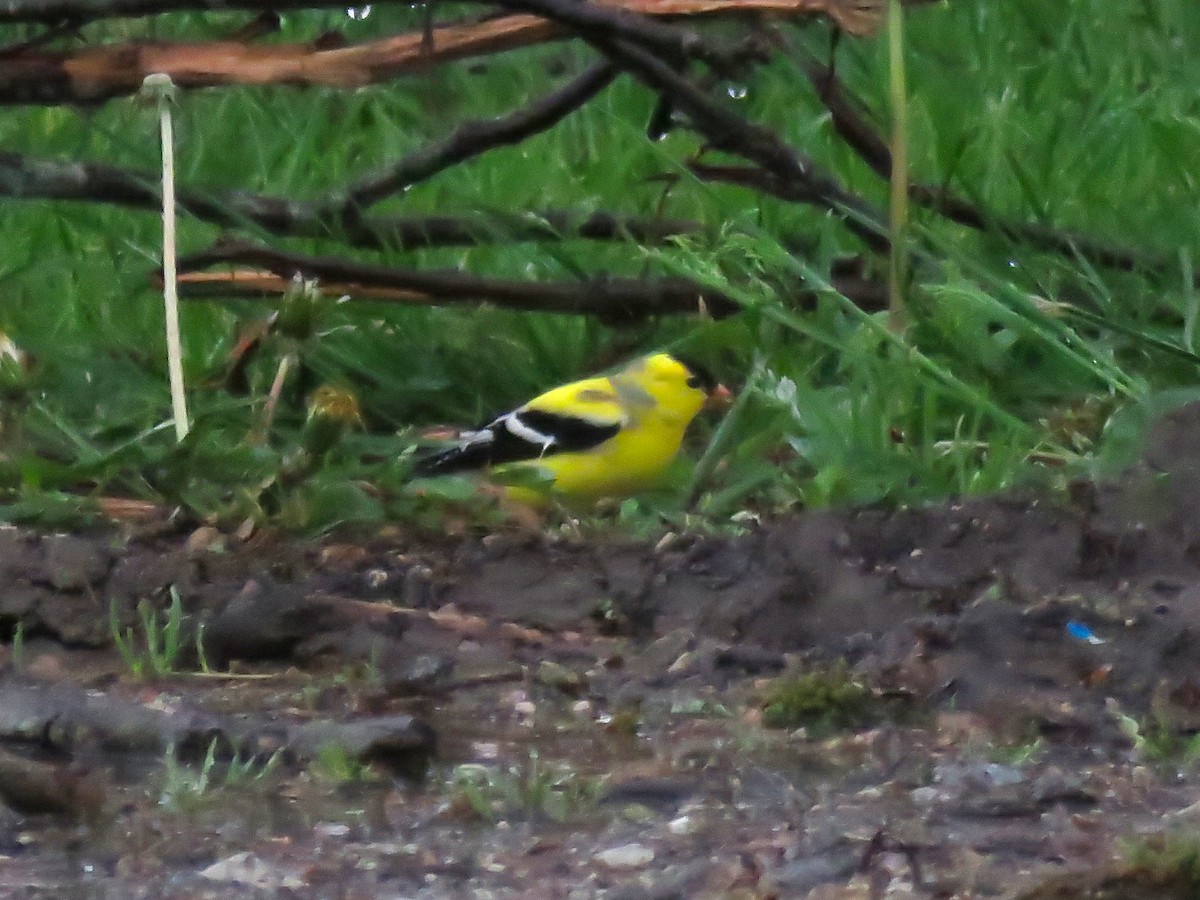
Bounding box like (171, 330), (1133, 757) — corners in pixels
(0, 748), (106, 818)
(168, 240), (740, 319)
(0, 151), (704, 249)
(0, 0), (885, 105)
(0, 0), (894, 35)
(168, 243), (888, 314)
(0, 676), (435, 773)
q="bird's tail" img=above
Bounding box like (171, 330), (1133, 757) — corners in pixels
(412, 440), (494, 476)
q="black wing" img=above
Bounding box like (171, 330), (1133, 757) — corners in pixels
(414, 409), (622, 475)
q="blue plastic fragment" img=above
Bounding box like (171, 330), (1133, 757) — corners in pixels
(1066, 620), (1105, 645)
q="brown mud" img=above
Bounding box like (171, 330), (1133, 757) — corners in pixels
(5, 406), (1200, 897)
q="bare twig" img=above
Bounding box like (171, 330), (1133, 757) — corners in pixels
(141, 73), (189, 440)
(885, 0), (908, 332)
(482, 0), (755, 76)
(346, 62), (618, 210)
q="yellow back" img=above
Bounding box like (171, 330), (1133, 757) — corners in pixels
(508, 353), (709, 500)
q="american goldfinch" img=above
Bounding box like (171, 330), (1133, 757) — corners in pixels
(415, 353), (729, 502)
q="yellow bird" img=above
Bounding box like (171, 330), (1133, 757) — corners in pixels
(415, 353), (729, 502)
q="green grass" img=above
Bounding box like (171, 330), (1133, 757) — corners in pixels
(2, 2), (1200, 531)
(110, 589), (188, 678)
(158, 738), (284, 812)
(449, 752), (604, 823)
(760, 661), (877, 732)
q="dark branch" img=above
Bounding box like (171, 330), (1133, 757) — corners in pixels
(0, 151), (704, 249)
(688, 158), (882, 241)
(585, 35), (890, 251)
(173, 240), (740, 320)
(172, 241), (887, 316)
(346, 62), (618, 210)
(481, 0), (752, 76)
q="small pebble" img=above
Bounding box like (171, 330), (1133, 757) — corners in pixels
(572, 700), (593, 717)
(668, 815), (699, 835)
(910, 787), (939, 806)
(595, 843), (655, 869)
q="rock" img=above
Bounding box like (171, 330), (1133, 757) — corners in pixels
(105, 549), (195, 605)
(628, 628), (695, 679)
(763, 855), (857, 893)
(383, 652), (454, 693)
(600, 776), (698, 810)
(40, 535), (110, 591)
(203, 579), (409, 663)
(0, 527), (32, 579)
(596, 843), (655, 869)
(184, 526), (225, 555)
(289, 714), (436, 776)
(667, 814), (700, 835)
(535, 660), (585, 695)
(714, 643), (786, 675)
(199, 852), (305, 890)
(36, 593), (109, 646)
(0, 583), (39, 619)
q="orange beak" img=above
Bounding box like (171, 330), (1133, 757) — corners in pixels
(706, 383), (734, 410)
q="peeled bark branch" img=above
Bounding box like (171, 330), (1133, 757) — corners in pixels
(0, 0), (895, 34)
(0, 14), (557, 105)
(0, 0), (890, 106)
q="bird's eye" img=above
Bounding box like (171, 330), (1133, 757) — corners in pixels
(686, 375), (701, 389)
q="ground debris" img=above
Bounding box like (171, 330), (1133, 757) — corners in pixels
(7, 404), (1200, 894)
(0, 747), (106, 817)
(0, 676), (434, 769)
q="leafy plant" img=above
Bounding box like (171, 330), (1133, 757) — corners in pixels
(311, 742), (378, 783)
(158, 738), (283, 812)
(109, 587), (188, 678)
(10, 619), (25, 671)
(761, 661), (876, 732)
(449, 751), (604, 823)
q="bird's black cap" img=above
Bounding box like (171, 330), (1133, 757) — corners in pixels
(672, 355), (719, 393)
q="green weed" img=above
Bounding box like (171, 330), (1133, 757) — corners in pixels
(761, 661), (876, 732)
(311, 742), (378, 783)
(10, 619), (25, 671)
(449, 751), (604, 823)
(109, 588), (187, 678)
(158, 738), (283, 812)
(1121, 832), (1200, 895)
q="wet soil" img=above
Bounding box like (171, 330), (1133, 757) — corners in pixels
(5, 406), (1200, 898)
